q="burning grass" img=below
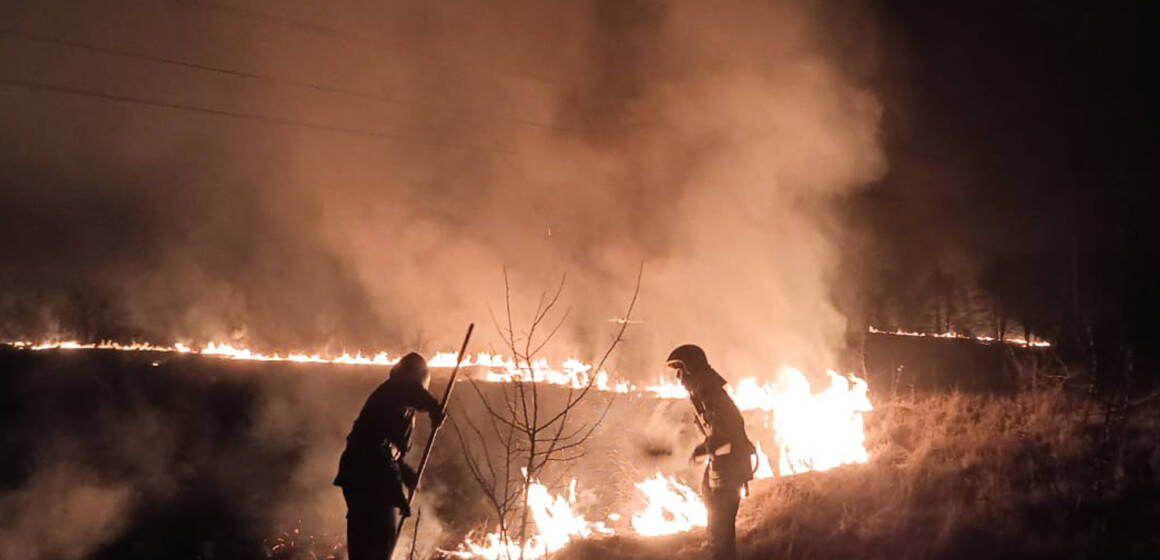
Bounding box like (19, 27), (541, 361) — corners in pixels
(555, 387), (1160, 559)
(3, 345), (1155, 559)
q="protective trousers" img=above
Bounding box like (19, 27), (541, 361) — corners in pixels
(703, 481), (742, 560)
(342, 485), (401, 560)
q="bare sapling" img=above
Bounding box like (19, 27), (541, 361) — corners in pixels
(451, 265), (643, 559)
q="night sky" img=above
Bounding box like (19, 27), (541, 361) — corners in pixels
(858, 1), (1148, 368)
(874, 1), (1143, 257)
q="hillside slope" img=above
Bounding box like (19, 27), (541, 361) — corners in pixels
(559, 389), (1160, 559)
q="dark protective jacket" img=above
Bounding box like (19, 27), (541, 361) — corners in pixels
(669, 345), (755, 490)
(333, 377), (441, 505)
(685, 369), (756, 489)
(669, 345), (748, 560)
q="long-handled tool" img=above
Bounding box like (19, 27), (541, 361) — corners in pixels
(395, 323), (474, 541)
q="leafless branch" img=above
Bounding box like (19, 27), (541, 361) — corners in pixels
(452, 264), (644, 559)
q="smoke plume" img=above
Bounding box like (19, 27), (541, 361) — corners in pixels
(1, 0), (885, 378)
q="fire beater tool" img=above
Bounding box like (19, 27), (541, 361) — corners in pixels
(395, 323), (474, 543)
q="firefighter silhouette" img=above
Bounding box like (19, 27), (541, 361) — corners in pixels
(667, 344), (755, 560)
(334, 353), (443, 560)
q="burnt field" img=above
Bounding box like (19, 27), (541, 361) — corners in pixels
(2, 342), (1158, 560)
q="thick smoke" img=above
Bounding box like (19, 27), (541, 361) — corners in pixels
(1, 0), (884, 377)
(2, 4), (887, 556)
(0, 467), (132, 560)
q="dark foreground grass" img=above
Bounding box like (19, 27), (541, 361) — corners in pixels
(4, 350), (1155, 559)
(559, 388), (1160, 560)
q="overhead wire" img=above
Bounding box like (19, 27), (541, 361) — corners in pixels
(147, 0), (640, 135)
(0, 28), (573, 134)
(0, 2), (644, 163)
(0, 76), (535, 158)
(153, 0), (568, 86)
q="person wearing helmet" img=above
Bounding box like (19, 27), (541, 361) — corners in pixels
(666, 344), (755, 560)
(334, 352), (445, 560)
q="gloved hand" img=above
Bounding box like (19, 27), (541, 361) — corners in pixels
(429, 409), (446, 428)
(400, 463), (420, 490)
(690, 442), (709, 464)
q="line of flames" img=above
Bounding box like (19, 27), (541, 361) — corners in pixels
(3, 339), (873, 558)
(867, 326), (1051, 348)
(457, 366), (871, 559)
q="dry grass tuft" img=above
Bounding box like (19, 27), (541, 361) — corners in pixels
(560, 387), (1160, 559)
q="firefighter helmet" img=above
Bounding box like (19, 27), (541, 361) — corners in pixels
(390, 352), (431, 389)
(666, 344), (711, 375)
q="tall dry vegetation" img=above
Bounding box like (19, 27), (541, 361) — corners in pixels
(561, 384), (1160, 560)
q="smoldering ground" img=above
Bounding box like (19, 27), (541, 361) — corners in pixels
(1, 0), (886, 379)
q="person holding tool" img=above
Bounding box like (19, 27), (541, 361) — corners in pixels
(666, 344), (755, 560)
(333, 352), (443, 560)
(334, 324), (472, 560)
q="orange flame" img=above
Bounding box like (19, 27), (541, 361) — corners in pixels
(461, 474), (613, 560)
(757, 369), (871, 475)
(629, 472), (708, 536)
(868, 325), (1051, 348)
(5, 339), (874, 553)
(642, 368), (874, 476)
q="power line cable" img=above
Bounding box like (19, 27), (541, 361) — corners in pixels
(0, 28), (572, 133)
(153, 0), (636, 135)
(0, 76), (537, 158)
(154, 0), (568, 86)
